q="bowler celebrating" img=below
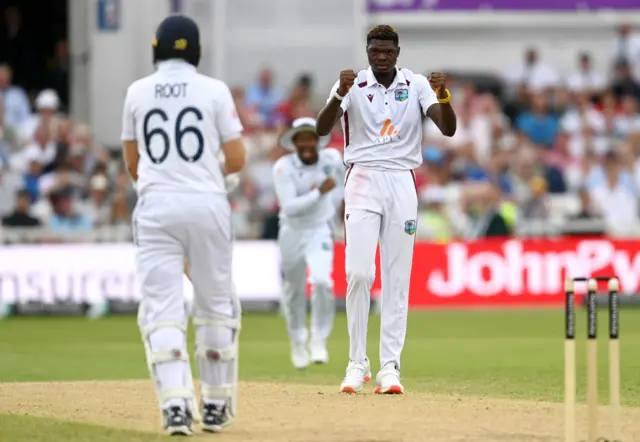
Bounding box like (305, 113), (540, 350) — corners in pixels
(273, 118), (345, 369)
(121, 15), (246, 435)
(316, 25), (456, 394)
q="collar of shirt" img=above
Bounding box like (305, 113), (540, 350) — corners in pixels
(364, 67), (407, 89)
(156, 59), (196, 72)
(291, 154), (318, 169)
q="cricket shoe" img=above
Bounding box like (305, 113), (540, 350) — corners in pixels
(202, 403), (233, 433)
(375, 363), (404, 394)
(163, 406), (193, 436)
(340, 358), (372, 393)
(291, 341), (310, 369)
(310, 341), (329, 364)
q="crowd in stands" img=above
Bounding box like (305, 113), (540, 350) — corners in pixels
(2, 6), (640, 242)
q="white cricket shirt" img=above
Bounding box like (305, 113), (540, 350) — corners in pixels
(273, 148), (345, 229)
(121, 60), (243, 195)
(327, 67), (438, 171)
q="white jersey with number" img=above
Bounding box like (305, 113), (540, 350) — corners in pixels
(327, 67), (438, 171)
(121, 59), (243, 195)
(273, 148), (345, 229)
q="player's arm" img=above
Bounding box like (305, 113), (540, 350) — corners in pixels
(316, 71), (356, 136)
(121, 87), (139, 181)
(216, 83), (246, 174)
(273, 162), (324, 216)
(422, 73), (457, 137)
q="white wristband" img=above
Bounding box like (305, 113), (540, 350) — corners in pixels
(333, 91), (344, 101)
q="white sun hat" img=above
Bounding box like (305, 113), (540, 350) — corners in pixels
(35, 89), (60, 111)
(278, 117), (331, 152)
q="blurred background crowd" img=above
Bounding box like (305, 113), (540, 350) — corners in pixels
(2, 2), (640, 243)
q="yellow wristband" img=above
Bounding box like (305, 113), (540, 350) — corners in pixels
(437, 89), (452, 104)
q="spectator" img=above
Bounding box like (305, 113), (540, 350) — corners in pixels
(562, 187), (605, 237)
(0, 63), (30, 129)
(78, 174), (111, 227)
(566, 52), (606, 97)
(39, 162), (85, 201)
(503, 84), (530, 126)
(560, 92), (607, 158)
(275, 74), (315, 129)
(588, 150), (639, 235)
(516, 92), (559, 148)
(460, 182), (511, 238)
(20, 121), (57, 174)
(519, 175), (550, 221)
(612, 23), (640, 83)
(230, 87), (256, 133)
(613, 95), (640, 139)
(0, 100), (19, 158)
(2, 189), (40, 227)
(421, 146), (452, 186)
(418, 185), (456, 242)
(245, 67), (284, 130)
(598, 90), (621, 137)
(611, 59), (640, 102)
(505, 47), (559, 93)
(47, 187), (93, 240)
(22, 151), (44, 203)
(507, 145), (566, 204)
(19, 88), (61, 146)
(0, 160), (21, 217)
(69, 123), (109, 177)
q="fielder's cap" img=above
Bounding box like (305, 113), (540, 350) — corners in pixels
(279, 117), (331, 152)
(36, 89), (60, 111)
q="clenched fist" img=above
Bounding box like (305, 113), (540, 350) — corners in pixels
(428, 72), (448, 99)
(338, 70), (357, 96)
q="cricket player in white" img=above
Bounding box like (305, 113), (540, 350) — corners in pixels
(121, 15), (246, 435)
(316, 25), (457, 394)
(273, 118), (345, 369)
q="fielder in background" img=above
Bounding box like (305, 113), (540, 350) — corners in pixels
(273, 117), (345, 369)
(121, 15), (246, 436)
(316, 25), (457, 394)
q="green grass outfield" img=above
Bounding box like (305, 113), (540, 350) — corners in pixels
(2, 309), (640, 441)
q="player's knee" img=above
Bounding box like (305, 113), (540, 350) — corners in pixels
(347, 267), (370, 287)
(311, 277), (333, 292)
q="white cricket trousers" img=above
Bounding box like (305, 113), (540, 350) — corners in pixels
(278, 223), (335, 345)
(344, 165), (417, 370)
(134, 190), (237, 409)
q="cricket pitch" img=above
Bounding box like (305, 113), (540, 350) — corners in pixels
(1, 380), (640, 441)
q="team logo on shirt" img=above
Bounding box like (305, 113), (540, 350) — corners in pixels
(404, 220), (416, 235)
(367, 94), (374, 102)
(395, 88), (409, 102)
(323, 165), (332, 175)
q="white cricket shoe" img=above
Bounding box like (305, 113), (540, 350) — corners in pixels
(375, 363), (404, 394)
(291, 341), (310, 369)
(310, 341), (329, 364)
(340, 359), (372, 393)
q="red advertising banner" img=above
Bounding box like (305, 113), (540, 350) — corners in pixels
(332, 239), (640, 307)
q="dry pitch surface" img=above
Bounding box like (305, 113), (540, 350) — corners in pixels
(1, 380), (640, 441)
